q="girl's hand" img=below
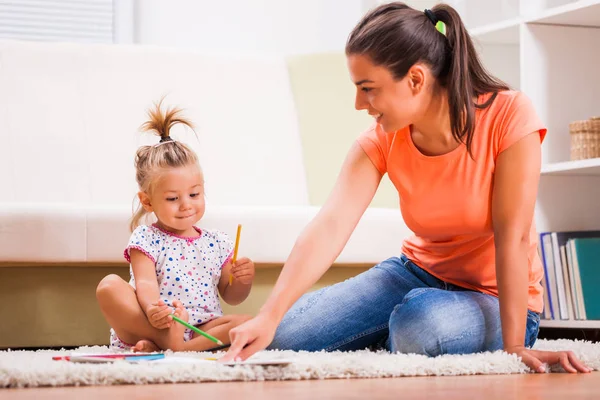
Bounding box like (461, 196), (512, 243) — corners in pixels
(231, 257), (255, 285)
(145, 299), (173, 329)
(506, 346), (591, 373)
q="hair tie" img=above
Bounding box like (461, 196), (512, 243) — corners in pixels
(424, 9), (446, 36)
(424, 9), (437, 24)
(154, 136), (174, 147)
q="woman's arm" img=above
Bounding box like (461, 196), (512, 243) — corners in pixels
(221, 142), (383, 360)
(257, 142), (383, 323)
(492, 132), (540, 351)
(492, 132), (589, 373)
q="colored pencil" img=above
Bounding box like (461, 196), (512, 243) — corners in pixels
(171, 314), (223, 345)
(229, 224), (242, 285)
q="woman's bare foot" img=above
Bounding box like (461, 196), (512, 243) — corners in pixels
(164, 300), (188, 351)
(133, 339), (160, 353)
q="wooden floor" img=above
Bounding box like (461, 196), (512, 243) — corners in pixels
(3, 372), (598, 399)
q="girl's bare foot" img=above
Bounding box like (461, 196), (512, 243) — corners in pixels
(164, 300), (188, 351)
(133, 339), (160, 353)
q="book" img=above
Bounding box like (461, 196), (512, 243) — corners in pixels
(52, 352), (165, 363)
(52, 352), (293, 366)
(152, 356), (293, 366)
(569, 237), (600, 320)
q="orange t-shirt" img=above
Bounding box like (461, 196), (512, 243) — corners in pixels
(357, 90), (546, 313)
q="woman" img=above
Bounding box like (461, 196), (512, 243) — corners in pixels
(221, 2), (589, 373)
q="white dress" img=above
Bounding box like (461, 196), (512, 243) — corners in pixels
(109, 223), (233, 349)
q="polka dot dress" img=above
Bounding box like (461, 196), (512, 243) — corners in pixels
(123, 224), (233, 325)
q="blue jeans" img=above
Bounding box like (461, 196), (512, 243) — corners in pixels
(268, 255), (540, 356)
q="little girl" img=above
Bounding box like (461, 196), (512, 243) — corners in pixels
(96, 100), (254, 352)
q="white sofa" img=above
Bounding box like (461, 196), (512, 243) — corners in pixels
(0, 39), (411, 267)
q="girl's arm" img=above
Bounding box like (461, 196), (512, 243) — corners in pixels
(130, 249), (172, 328)
(218, 258), (253, 305)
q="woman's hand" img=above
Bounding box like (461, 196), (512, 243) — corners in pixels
(506, 345), (591, 373)
(218, 312), (279, 362)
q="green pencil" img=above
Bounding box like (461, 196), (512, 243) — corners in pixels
(170, 314), (223, 345)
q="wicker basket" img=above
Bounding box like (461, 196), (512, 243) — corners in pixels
(569, 116), (600, 161)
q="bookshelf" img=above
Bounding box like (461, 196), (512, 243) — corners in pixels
(541, 158), (600, 176)
(448, 0), (600, 329)
(540, 319), (600, 329)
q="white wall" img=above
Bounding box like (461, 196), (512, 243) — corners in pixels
(128, 0), (366, 55)
(478, 43), (520, 90)
(121, 0), (511, 55)
(114, 0), (480, 55)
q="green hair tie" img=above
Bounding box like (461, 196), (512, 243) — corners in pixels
(435, 21), (446, 36)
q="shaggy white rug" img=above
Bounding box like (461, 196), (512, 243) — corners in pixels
(1, 339), (598, 388)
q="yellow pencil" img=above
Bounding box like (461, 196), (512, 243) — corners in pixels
(229, 224), (242, 285)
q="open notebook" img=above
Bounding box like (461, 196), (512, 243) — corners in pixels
(52, 352), (293, 366)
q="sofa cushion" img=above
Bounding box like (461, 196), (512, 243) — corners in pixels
(0, 203), (410, 265)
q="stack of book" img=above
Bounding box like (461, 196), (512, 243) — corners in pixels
(538, 230), (600, 321)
